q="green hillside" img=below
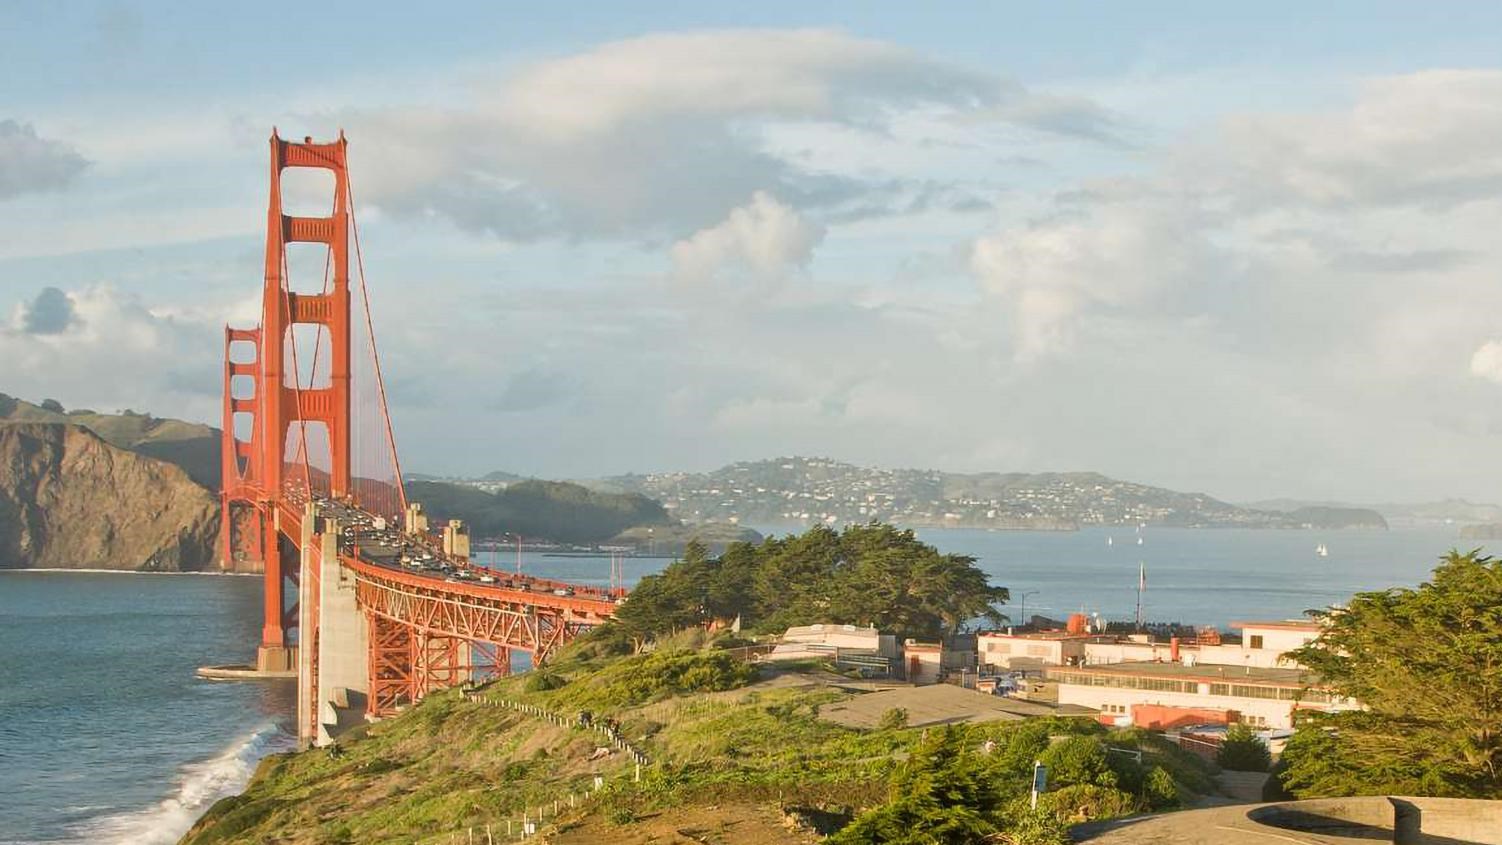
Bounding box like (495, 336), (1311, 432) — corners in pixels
(0, 393), (220, 488)
(182, 636), (1216, 845)
(404, 479), (674, 544)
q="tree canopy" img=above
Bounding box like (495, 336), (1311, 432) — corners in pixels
(608, 522), (1008, 648)
(1216, 723), (1270, 773)
(1277, 549), (1502, 797)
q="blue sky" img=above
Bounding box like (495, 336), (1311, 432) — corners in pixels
(7, 2), (1502, 502)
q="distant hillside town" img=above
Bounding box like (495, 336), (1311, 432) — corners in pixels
(583, 457), (1389, 531)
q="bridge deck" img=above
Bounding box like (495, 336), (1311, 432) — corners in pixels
(278, 498), (623, 621)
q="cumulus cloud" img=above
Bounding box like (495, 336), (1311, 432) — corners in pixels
(346, 29), (1113, 241)
(970, 69), (1502, 364)
(0, 120), (89, 199)
(17, 287), (80, 334)
(671, 192), (824, 284)
(1177, 70), (1502, 212)
(970, 197), (1213, 360)
(0, 285), (234, 420)
(1470, 340), (1502, 384)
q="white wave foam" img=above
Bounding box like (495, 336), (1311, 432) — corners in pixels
(73, 723), (295, 845)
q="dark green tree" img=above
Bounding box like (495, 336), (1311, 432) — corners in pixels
(831, 726), (1000, 845)
(1278, 550), (1502, 797)
(607, 522), (1009, 647)
(1216, 723), (1270, 772)
(753, 526), (843, 629)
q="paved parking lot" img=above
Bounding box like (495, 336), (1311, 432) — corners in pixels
(818, 683), (1092, 729)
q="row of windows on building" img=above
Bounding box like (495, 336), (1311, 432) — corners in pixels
(1053, 671), (1332, 703)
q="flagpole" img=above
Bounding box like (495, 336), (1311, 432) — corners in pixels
(1135, 561), (1144, 632)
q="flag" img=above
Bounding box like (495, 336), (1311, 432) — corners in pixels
(1138, 561), (1146, 591)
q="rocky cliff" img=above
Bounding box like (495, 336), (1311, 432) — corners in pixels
(0, 423), (221, 571)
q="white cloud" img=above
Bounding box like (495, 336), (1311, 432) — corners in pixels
(344, 29), (1114, 242)
(1, 285), (242, 420)
(671, 192), (824, 284)
(1179, 69), (1502, 212)
(970, 196), (1211, 360)
(1470, 340), (1502, 384)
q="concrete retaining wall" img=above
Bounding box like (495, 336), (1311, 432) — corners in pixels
(1249, 797), (1502, 845)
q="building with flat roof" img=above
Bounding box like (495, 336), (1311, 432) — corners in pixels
(904, 636), (976, 684)
(1232, 620), (1322, 654)
(978, 630), (1100, 670)
(1080, 620), (1322, 670)
(767, 624), (900, 676)
(1048, 660), (1355, 730)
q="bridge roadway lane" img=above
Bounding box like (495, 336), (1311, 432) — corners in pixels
(278, 496), (624, 621)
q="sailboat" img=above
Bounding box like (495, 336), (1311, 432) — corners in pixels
(1136, 536), (1144, 546)
(1107, 536), (1114, 547)
(1316, 543), (1329, 557)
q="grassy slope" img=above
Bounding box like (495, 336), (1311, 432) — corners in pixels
(184, 672), (890, 843)
(182, 643), (1218, 844)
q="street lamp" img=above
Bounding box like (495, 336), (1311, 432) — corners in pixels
(1015, 590), (1040, 630)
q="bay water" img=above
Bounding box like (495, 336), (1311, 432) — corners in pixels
(0, 525), (1475, 841)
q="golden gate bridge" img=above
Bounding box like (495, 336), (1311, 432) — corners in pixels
(218, 131), (621, 747)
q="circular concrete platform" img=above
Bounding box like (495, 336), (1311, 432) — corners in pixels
(1072, 796), (1502, 845)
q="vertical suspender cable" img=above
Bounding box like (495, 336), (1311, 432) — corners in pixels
(345, 169), (407, 517)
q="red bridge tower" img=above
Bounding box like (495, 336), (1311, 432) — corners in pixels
(222, 131), (355, 673)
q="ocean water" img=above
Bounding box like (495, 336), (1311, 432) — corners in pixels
(0, 525), (1475, 841)
(504, 524), (1473, 627)
(909, 525), (1469, 626)
(0, 571), (295, 845)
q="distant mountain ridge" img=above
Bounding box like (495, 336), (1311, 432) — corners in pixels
(1242, 497), (1502, 528)
(404, 479), (674, 545)
(585, 456), (1389, 531)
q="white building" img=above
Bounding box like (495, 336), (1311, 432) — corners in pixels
(768, 624), (901, 675)
(1234, 619), (1322, 655)
(977, 631), (1096, 670)
(1048, 661), (1356, 730)
(902, 638), (976, 685)
(1082, 620), (1322, 670)
(776, 623), (899, 655)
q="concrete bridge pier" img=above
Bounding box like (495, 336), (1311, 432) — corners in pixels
(297, 508), (369, 748)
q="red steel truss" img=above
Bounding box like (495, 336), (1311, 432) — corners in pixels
(368, 613), (415, 716)
(350, 557), (613, 716)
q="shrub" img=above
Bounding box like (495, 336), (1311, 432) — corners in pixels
(1036, 784), (1137, 823)
(525, 672), (566, 692)
(1109, 727), (1219, 795)
(830, 726), (1001, 844)
(878, 708), (909, 731)
(1039, 736), (1117, 788)
(551, 649), (757, 710)
(1217, 723), (1271, 772)
(1143, 766), (1179, 810)
(993, 805), (1071, 845)
(607, 805), (636, 825)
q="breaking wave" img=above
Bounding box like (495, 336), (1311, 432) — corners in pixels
(71, 723), (294, 845)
